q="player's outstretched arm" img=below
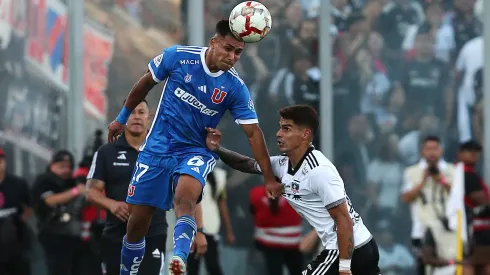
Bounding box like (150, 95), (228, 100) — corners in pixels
(217, 146), (262, 174)
(240, 124), (276, 181)
(124, 71), (158, 112)
(206, 127), (261, 174)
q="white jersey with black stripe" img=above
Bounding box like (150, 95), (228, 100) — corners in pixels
(265, 147), (372, 250)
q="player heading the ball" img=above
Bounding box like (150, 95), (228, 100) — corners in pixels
(107, 18), (282, 275)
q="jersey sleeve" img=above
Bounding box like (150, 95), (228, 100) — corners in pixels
(309, 166), (346, 209)
(148, 45), (177, 83)
(228, 83), (259, 125)
(87, 151), (107, 182)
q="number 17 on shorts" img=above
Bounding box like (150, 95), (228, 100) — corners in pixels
(125, 154), (217, 210)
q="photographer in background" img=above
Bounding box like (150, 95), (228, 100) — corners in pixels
(32, 150), (86, 275)
(0, 148), (33, 275)
(401, 136), (455, 275)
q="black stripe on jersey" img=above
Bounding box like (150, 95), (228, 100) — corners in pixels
(306, 154), (318, 170)
(305, 157), (314, 170)
(309, 152), (319, 167)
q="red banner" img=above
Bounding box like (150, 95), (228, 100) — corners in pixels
(25, 0), (114, 120)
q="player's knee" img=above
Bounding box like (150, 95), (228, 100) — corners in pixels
(173, 175), (202, 216)
(173, 195), (197, 217)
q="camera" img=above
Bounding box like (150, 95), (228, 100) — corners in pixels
(428, 166), (439, 175)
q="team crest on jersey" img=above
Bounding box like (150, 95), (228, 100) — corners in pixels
(211, 88), (227, 104)
(184, 73), (192, 83)
(291, 181), (300, 193)
(154, 54), (163, 67)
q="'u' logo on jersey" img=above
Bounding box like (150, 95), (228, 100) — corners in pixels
(211, 88), (227, 104)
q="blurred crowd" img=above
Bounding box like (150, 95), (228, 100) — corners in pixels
(0, 0), (489, 274)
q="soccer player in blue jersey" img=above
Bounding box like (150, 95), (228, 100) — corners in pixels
(107, 20), (283, 275)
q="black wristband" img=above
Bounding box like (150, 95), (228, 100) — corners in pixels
(197, 227), (204, 233)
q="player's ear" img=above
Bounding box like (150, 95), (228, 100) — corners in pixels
(303, 128), (311, 141)
(210, 36), (218, 49)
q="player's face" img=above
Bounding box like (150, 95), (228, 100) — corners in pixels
(422, 140), (442, 163)
(210, 35), (244, 71)
(276, 118), (311, 153)
(126, 102), (150, 136)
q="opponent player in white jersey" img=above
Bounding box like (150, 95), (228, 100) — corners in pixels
(206, 105), (380, 275)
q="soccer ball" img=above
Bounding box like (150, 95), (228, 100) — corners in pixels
(229, 1), (272, 43)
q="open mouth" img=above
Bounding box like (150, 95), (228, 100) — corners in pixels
(277, 140), (284, 146)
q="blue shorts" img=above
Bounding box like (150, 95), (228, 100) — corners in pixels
(126, 151), (217, 210)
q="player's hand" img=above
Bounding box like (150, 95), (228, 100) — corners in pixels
(265, 179), (284, 199)
(107, 120), (125, 143)
(191, 232), (208, 258)
(205, 128), (222, 151)
(109, 201), (130, 222)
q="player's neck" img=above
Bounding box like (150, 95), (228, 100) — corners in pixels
(287, 144), (311, 168)
(0, 171), (5, 183)
(204, 49), (219, 73)
(124, 131), (145, 151)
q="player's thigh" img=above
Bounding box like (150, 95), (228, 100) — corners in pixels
(126, 153), (179, 211)
(139, 234), (167, 275)
(173, 154), (217, 202)
(351, 239), (381, 275)
(302, 249), (339, 275)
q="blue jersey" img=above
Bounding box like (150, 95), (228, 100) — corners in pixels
(141, 45), (258, 156)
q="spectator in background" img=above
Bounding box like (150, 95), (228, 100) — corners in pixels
(471, 68), (483, 144)
(396, 25), (453, 128)
(459, 141), (490, 275)
(401, 136), (455, 275)
(376, 0), (423, 64)
(187, 167), (234, 275)
(250, 183), (303, 275)
(455, 34), (482, 143)
(402, 1), (455, 63)
(0, 148), (32, 275)
(32, 150), (86, 275)
(366, 133), (404, 219)
(450, 0), (480, 54)
(338, 114), (373, 204)
(376, 220), (415, 275)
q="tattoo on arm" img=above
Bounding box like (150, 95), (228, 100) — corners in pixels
(216, 146), (262, 174)
(348, 236), (354, 259)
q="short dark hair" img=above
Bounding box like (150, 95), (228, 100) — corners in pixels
(279, 105), (319, 136)
(215, 19), (234, 37)
(423, 135), (441, 144)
